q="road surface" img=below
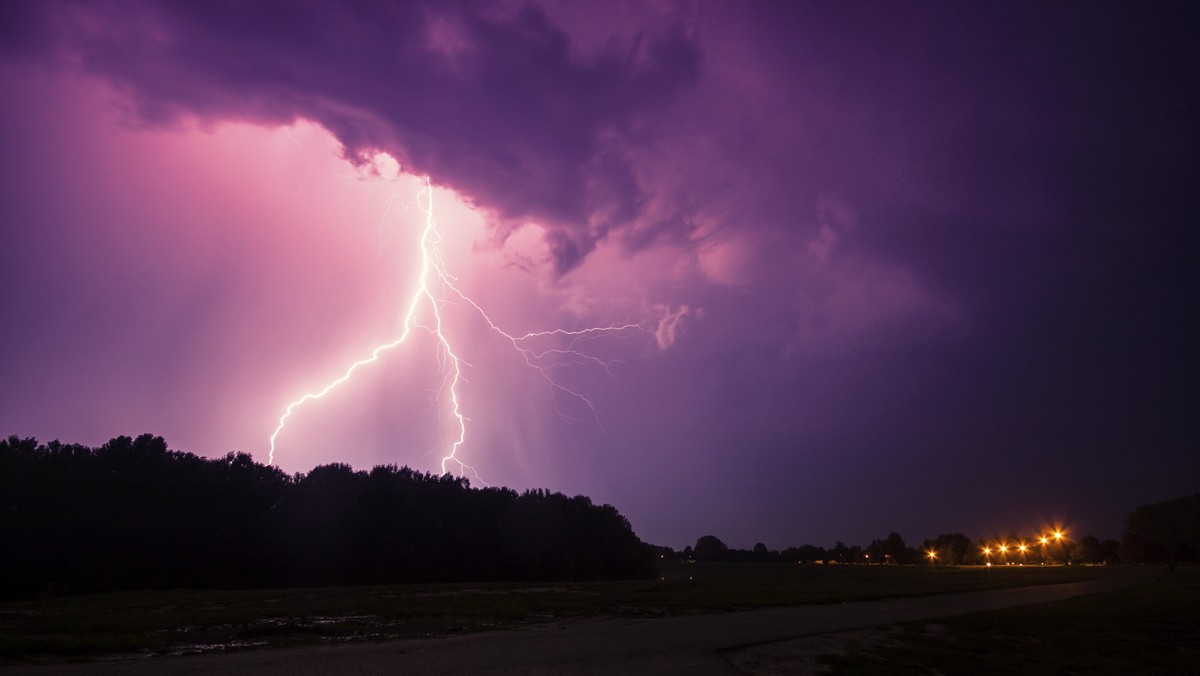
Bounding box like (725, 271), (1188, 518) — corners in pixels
(3, 568), (1151, 675)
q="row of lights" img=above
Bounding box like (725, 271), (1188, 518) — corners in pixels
(926, 529), (1066, 563)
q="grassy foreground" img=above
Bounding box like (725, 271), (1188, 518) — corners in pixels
(733, 566), (1198, 675)
(0, 563), (1104, 664)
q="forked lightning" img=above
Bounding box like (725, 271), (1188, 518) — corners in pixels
(269, 177), (643, 478)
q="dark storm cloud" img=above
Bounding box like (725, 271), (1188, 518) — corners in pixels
(8, 0), (699, 274)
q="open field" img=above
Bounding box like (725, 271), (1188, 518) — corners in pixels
(726, 566), (1198, 675)
(0, 563), (1106, 665)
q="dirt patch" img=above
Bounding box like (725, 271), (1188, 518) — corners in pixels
(723, 624), (945, 675)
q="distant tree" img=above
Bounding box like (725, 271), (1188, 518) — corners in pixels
(869, 532), (909, 564)
(1120, 494), (1200, 563)
(693, 535), (729, 562)
(847, 544), (865, 563)
(926, 533), (972, 565)
(1100, 539), (1121, 564)
(682, 545), (694, 561)
(751, 542), (779, 562)
(0, 435), (655, 599)
(831, 541), (850, 564)
(795, 544), (827, 563)
(1119, 533), (1151, 564)
(1070, 535), (1104, 564)
(865, 540), (882, 563)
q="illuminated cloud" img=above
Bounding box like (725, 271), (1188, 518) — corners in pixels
(6, 0), (701, 276)
(653, 304), (689, 350)
(1, 1), (1195, 550)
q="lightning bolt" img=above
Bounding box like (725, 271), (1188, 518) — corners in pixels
(268, 176), (645, 479)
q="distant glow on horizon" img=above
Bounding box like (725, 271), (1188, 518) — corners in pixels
(268, 172), (648, 477)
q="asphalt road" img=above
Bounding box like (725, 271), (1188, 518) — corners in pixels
(3, 568), (1151, 675)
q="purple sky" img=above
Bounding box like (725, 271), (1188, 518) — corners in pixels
(2, 1), (1196, 549)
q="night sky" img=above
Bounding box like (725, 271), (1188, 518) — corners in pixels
(2, 1), (1196, 550)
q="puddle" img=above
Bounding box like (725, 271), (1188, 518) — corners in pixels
(165, 639), (270, 657)
(404, 586), (598, 598)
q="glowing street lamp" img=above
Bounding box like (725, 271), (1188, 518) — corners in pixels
(1045, 529), (1066, 565)
(927, 549), (937, 564)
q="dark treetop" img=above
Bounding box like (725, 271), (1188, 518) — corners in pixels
(1, 434), (655, 600)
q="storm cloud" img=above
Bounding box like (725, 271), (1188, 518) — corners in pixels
(2, 0), (1196, 547)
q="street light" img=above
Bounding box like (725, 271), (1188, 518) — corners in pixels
(1047, 529), (1066, 565)
(927, 549), (937, 564)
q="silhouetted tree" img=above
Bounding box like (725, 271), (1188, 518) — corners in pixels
(925, 533), (972, 565)
(831, 541), (850, 564)
(867, 532), (910, 564)
(1100, 539), (1121, 564)
(1120, 493), (1200, 564)
(1070, 535), (1104, 564)
(693, 535), (729, 562)
(847, 544), (865, 563)
(795, 544), (827, 563)
(0, 435), (655, 599)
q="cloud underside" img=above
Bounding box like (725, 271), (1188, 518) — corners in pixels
(7, 0), (952, 350)
(22, 2), (703, 273)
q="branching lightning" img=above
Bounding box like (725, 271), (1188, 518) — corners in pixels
(269, 176), (644, 478)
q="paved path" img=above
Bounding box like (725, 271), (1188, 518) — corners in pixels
(4, 569), (1152, 675)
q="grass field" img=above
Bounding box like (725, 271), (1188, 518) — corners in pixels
(0, 562), (1106, 665)
(727, 566), (1199, 675)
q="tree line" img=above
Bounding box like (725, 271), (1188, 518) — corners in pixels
(658, 493), (1199, 567)
(0, 435), (655, 600)
(654, 532), (1109, 566)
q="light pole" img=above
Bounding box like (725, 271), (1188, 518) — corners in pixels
(1053, 530), (1067, 563)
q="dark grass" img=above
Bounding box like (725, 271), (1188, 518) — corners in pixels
(0, 563), (1105, 664)
(812, 567), (1200, 675)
